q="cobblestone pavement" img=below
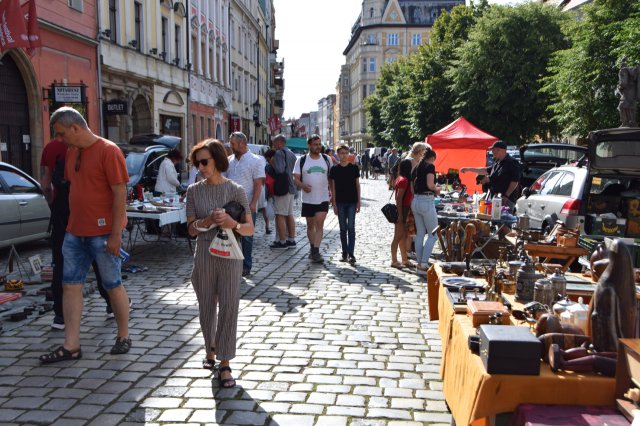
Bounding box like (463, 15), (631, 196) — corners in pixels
(0, 178), (450, 425)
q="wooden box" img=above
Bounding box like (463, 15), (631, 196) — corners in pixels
(467, 300), (511, 328)
(615, 339), (640, 423)
(479, 325), (541, 375)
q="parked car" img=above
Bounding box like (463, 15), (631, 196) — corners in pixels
(518, 143), (587, 188)
(118, 134), (181, 191)
(516, 164), (589, 233)
(0, 162), (50, 249)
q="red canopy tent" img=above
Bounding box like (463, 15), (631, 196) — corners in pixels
(426, 117), (499, 193)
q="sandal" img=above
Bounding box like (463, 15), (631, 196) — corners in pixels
(39, 345), (82, 364)
(110, 337), (132, 355)
(203, 358), (216, 370)
(402, 261), (416, 268)
(218, 366), (236, 388)
(390, 262), (403, 269)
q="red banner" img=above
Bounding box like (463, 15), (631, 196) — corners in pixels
(230, 116), (241, 132)
(268, 115), (281, 133)
(0, 0), (41, 53)
(22, 0), (42, 50)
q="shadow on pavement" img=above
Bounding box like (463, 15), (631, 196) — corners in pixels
(240, 280), (307, 314)
(213, 383), (279, 425)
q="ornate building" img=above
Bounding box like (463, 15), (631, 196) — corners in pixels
(339, 0), (463, 152)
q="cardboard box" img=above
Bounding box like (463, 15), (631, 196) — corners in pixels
(587, 195), (621, 214)
(626, 217), (640, 238)
(624, 198), (640, 218)
(592, 215), (626, 237)
(479, 325), (542, 375)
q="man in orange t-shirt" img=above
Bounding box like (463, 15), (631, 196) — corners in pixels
(39, 106), (132, 364)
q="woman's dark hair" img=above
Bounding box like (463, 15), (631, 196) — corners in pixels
(416, 148), (437, 173)
(167, 149), (183, 161)
(264, 149), (276, 160)
(189, 139), (229, 172)
(399, 159), (412, 179)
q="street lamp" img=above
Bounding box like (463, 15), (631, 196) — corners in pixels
(252, 100), (261, 143)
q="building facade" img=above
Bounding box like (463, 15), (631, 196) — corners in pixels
(188, 0), (232, 148)
(99, 0), (190, 158)
(0, 0), (99, 176)
(317, 95), (336, 148)
(339, 0), (463, 152)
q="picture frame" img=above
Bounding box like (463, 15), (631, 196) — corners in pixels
(28, 255), (42, 275)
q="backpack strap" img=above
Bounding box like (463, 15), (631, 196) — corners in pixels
(299, 154), (307, 182)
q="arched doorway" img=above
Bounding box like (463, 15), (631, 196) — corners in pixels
(0, 54), (31, 173)
(131, 95), (152, 135)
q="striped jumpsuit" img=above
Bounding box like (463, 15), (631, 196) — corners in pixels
(186, 179), (249, 360)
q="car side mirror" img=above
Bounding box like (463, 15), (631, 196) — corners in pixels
(522, 187), (531, 198)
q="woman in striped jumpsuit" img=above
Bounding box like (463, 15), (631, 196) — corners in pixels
(186, 139), (254, 388)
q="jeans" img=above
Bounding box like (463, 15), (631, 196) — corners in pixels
(337, 202), (357, 256)
(241, 211), (257, 272)
(62, 233), (122, 289)
(411, 194), (438, 266)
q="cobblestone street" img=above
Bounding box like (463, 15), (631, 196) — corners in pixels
(0, 178), (450, 426)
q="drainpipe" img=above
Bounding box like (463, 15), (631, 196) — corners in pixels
(96, 0), (105, 136)
(185, 0), (191, 160)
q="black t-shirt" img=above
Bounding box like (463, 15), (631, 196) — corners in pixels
(329, 163), (360, 203)
(487, 154), (521, 201)
(411, 162), (436, 194)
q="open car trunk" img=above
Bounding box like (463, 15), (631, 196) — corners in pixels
(519, 143), (587, 189)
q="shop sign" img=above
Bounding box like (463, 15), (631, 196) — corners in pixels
(230, 116), (241, 132)
(53, 86), (82, 103)
(103, 100), (127, 115)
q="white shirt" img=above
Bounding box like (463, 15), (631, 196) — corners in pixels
(155, 158), (181, 194)
(293, 154), (330, 205)
(224, 151), (265, 204)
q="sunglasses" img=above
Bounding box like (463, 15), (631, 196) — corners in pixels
(194, 157), (212, 168)
(75, 150), (81, 172)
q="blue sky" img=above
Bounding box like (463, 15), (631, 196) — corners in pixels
(273, 0), (529, 118)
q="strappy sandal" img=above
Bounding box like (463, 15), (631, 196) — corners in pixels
(390, 262), (403, 269)
(218, 366), (236, 388)
(39, 346), (82, 364)
(202, 358), (216, 370)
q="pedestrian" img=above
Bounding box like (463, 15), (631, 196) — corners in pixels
(411, 147), (441, 273)
(460, 140), (521, 209)
(224, 131), (265, 277)
(293, 134), (332, 263)
(154, 149), (183, 196)
(186, 139), (254, 388)
(269, 134), (298, 250)
(390, 159), (414, 269)
(40, 106), (131, 364)
(371, 155), (382, 179)
(329, 144), (361, 264)
(360, 150), (370, 179)
(347, 147), (360, 166)
(387, 148), (399, 188)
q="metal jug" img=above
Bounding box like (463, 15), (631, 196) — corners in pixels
(549, 268), (567, 300)
(517, 212), (530, 231)
(516, 257), (543, 302)
(533, 278), (553, 307)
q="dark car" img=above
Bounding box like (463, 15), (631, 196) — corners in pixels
(117, 134), (181, 191)
(518, 143), (587, 188)
(0, 162), (50, 249)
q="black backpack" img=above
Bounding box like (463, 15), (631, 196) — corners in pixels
(273, 151), (292, 196)
(299, 153), (331, 182)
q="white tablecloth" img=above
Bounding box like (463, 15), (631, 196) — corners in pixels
(127, 206), (187, 227)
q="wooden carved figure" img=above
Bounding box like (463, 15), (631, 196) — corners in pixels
(590, 240), (636, 352)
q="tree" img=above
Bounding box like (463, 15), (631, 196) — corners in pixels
(450, 3), (568, 144)
(544, 0), (640, 136)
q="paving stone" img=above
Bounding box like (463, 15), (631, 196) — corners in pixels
(157, 409), (193, 422)
(326, 406), (366, 416)
(314, 416), (348, 426)
(271, 414), (315, 426)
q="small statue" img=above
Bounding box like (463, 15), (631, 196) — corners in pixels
(548, 344), (617, 377)
(616, 56), (639, 127)
(590, 240), (637, 352)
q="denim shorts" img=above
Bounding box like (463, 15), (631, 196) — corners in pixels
(62, 233), (122, 290)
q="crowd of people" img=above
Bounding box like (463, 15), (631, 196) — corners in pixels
(37, 106), (520, 390)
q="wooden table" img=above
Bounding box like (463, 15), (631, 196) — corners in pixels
(524, 243), (588, 273)
(430, 264), (616, 425)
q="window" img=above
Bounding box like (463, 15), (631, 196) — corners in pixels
(368, 57), (375, 73)
(362, 84), (367, 100)
(362, 58), (367, 73)
(386, 57), (396, 64)
(0, 170), (39, 194)
(412, 33), (421, 46)
(69, 0), (83, 12)
(540, 172), (563, 196)
(367, 34), (376, 45)
(369, 84), (376, 95)
(174, 24), (181, 66)
(370, 7), (374, 18)
(208, 118), (212, 137)
(230, 19), (235, 47)
(388, 33), (398, 46)
(108, 0), (117, 43)
(161, 17), (168, 61)
(192, 114), (197, 145)
(200, 116), (205, 140)
(134, 2), (142, 52)
(552, 172), (574, 196)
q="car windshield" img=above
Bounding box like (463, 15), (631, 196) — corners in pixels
(125, 152), (145, 174)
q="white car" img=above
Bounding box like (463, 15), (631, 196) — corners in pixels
(0, 162), (51, 248)
(516, 164), (589, 233)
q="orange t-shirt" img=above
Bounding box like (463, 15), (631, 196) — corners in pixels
(65, 138), (129, 236)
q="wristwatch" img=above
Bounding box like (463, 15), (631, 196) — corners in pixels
(235, 221), (241, 231)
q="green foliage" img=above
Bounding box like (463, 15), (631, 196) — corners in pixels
(450, 3), (568, 145)
(544, 0), (640, 136)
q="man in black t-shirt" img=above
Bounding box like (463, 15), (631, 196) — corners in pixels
(461, 141), (521, 206)
(329, 144), (361, 264)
